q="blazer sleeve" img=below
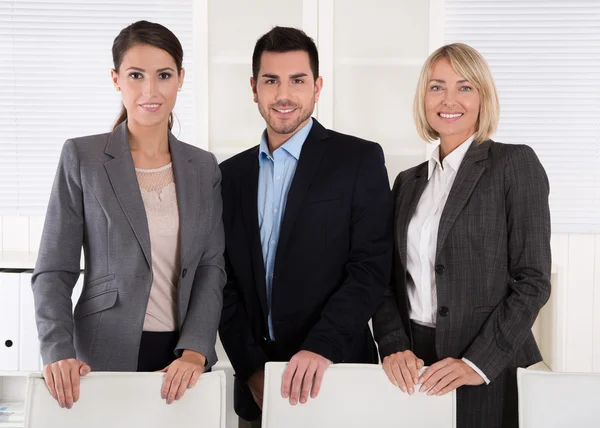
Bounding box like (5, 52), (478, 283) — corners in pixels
(300, 143), (393, 363)
(175, 154), (227, 369)
(462, 145), (551, 381)
(32, 139), (83, 365)
(372, 172), (412, 359)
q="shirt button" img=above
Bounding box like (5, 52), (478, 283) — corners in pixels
(182, 268), (188, 278)
(270, 240), (275, 244)
(276, 176), (281, 180)
(435, 264), (445, 275)
(274, 208), (278, 213)
(439, 306), (449, 317)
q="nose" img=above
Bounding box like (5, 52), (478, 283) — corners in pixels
(142, 76), (157, 97)
(275, 82), (290, 101)
(442, 88), (457, 106)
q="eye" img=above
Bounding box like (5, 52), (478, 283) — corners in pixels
(430, 85), (442, 91)
(129, 72), (143, 79)
(265, 79), (277, 84)
(292, 79), (304, 84)
(158, 72), (172, 79)
(460, 85), (473, 92)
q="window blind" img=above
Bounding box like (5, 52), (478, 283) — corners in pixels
(0, 0), (194, 216)
(444, 0), (600, 233)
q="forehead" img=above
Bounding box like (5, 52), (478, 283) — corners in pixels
(430, 57), (465, 81)
(119, 44), (177, 69)
(258, 50), (312, 76)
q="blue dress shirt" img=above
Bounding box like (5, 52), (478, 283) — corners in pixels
(258, 118), (313, 340)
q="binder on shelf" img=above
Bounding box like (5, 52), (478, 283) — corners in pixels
(0, 270), (21, 371)
(19, 271), (40, 372)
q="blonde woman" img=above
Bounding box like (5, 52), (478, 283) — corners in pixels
(373, 43), (551, 427)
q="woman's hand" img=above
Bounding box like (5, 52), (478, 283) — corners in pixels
(158, 350), (206, 404)
(418, 357), (484, 396)
(42, 358), (91, 408)
(382, 350), (424, 394)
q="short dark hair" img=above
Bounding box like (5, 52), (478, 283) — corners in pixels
(252, 26), (319, 81)
(112, 21), (184, 130)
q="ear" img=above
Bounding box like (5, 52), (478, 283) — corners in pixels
(178, 67), (186, 90)
(250, 77), (258, 104)
(313, 76), (323, 103)
(110, 69), (120, 91)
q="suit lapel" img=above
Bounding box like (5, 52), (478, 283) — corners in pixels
(169, 133), (201, 267)
(104, 122), (152, 268)
(240, 149), (269, 324)
(435, 140), (491, 259)
(275, 120), (328, 261)
(396, 164), (428, 267)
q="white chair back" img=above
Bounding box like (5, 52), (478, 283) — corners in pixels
(518, 368), (600, 428)
(24, 371), (226, 428)
(262, 362), (455, 428)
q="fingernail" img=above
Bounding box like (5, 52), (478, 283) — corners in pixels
(400, 386), (406, 393)
(161, 391), (166, 399)
(414, 378), (419, 384)
(66, 402), (73, 409)
(187, 384), (193, 389)
(392, 380), (398, 387)
(167, 397), (174, 405)
(408, 387), (414, 395)
(73, 396), (79, 403)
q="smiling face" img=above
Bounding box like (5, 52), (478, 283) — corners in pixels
(251, 50), (322, 146)
(111, 43), (184, 129)
(424, 58), (480, 143)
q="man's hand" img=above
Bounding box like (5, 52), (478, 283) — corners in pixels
(381, 350), (424, 394)
(418, 357), (484, 396)
(248, 369), (265, 409)
(158, 350), (206, 404)
(42, 358), (91, 409)
(281, 350), (332, 405)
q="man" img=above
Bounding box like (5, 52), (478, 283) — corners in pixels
(219, 26), (392, 426)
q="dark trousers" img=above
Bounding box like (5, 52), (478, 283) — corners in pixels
(411, 321), (519, 428)
(136, 331), (179, 372)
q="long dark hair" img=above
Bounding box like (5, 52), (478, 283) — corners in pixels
(111, 20), (184, 130)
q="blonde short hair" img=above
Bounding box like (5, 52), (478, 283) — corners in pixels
(413, 43), (500, 143)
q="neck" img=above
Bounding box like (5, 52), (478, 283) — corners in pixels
(266, 117), (310, 153)
(127, 119), (170, 156)
(439, 132), (472, 162)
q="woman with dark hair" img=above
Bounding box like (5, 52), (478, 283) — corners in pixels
(32, 20), (226, 408)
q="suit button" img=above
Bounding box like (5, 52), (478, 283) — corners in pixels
(435, 264), (445, 275)
(182, 268), (187, 278)
(439, 306), (449, 317)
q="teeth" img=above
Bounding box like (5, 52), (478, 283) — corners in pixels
(440, 113), (462, 119)
(142, 104), (160, 108)
(276, 108), (294, 113)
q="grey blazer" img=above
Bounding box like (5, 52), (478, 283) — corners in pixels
(32, 122), (226, 371)
(373, 140), (551, 381)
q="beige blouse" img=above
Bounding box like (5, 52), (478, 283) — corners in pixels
(136, 163), (180, 332)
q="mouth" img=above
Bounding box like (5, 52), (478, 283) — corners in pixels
(272, 107), (297, 118)
(438, 112), (463, 121)
(139, 103), (162, 113)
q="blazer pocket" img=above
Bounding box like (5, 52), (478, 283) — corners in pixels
(308, 195), (341, 204)
(473, 305), (496, 314)
(86, 273), (115, 289)
(74, 289), (118, 319)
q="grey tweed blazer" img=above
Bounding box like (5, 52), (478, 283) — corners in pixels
(373, 139), (551, 382)
(32, 122), (226, 371)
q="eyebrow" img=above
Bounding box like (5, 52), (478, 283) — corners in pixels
(261, 72), (309, 79)
(125, 66), (176, 72)
(429, 78), (469, 84)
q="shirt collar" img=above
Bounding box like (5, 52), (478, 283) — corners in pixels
(259, 118), (314, 163)
(427, 134), (475, 180)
